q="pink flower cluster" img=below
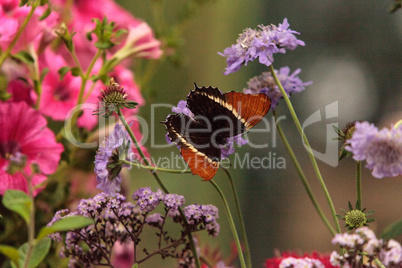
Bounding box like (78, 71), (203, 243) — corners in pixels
(0, 0), (162, 195)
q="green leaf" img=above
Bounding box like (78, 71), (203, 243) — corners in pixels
(40, 68), (49, 82)
(332, 124), (344, 136)
(348, 201), (353, 211)
(18, 238), (51, 268)
(381, 218), (402, 240)
(2, 190), (32, 224)
(37, 216), (93, 240)
(58, 66), (71, 80)
(13, 51), (34, 64)
(19, 0), (28, 7)
(336, 215), (345, 220)
(340, 208), (348, 215)
(0, 245), (19, 264)
(132, 263), (139, 268)
(70, 67), (81, 77)
(355, 200), (361, 210)
(39, 6), (51, 20)
(365, 210), (376, 216)
(95, 40), (115, 49)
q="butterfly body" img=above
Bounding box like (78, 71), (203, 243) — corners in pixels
(163, 85), (271, 180)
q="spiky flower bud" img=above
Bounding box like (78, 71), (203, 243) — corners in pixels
(93, 78), (138, 117)
(345, 210), (367, 229)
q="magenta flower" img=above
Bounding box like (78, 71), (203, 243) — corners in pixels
(219, 18), (305, 75)
(0, 102), (64, 195)
(346, 121), (402, 178)
(0, 1), (59, 52)
(52, 0), (161, 68)
(38, 49), (81, 121)
(37, 49), (102, 130)
(244, 67), (312, 109)
(6, 79), (34, 105)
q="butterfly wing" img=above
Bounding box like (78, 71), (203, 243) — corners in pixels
(163, 114), (220, 180)
(224, 91), (271, 130)
(187, 85), (246, 141)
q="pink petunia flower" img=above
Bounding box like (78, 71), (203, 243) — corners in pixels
(6, 79), (35, 105)
(37, 49), (81, 121)
(0, 1), (59, 52)
(0, 102), (64, 195)
(52, 0), (161, 68)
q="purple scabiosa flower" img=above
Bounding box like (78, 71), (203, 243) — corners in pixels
(345, 122), (402, 178)
(244, 67), (312, 109)
(167, 99), (248, 159)
(94, 124), (133, 196)
(219, 18), (305, 75)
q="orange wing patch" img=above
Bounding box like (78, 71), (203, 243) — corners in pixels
(225, 92), (271, 130)
(181, 146), (219, 181)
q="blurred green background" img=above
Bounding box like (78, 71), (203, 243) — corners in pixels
(117, 0), (402, 266)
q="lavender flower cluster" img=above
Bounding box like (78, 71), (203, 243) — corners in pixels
(219, 18), (305, 75)
(330, 227), (402, 267)
(48, 188), (219, 267)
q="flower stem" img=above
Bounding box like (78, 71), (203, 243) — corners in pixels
(269, 64), (341, 234)
(120, 159), (191, 174)
(356, 161), (362, 210)
(209, 179), (246, 268)
(394, 119), (402, 129)
(0, 1), (39, 68)
(23, 172), (36, 268)
(273, 110), (336, 236)
(116, 108), (201, 268)
(374, 258), (386, 268)
(221, 167), (252, 267)
(76, 49), (102, 106)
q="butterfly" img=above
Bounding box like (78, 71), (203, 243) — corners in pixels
(162, 84), (271, 180)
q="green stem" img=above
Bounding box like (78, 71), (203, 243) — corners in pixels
(23, 172), (36, 268)
(356, 161), (362, 210)
(120, 159), (191, 174)
(209, 180), (246, 268)
(30, 46), (42, 110)
(0, 1), (39, 68)
(374, 258), (386, 268)
(394, 119), (402, 129)
(273, 110), (336, 235)
(77, 49), (102, 106)
(117, 108), (201, 268)
(222, 168), (252, 267)
(68, 49), (102, 132)
(269, 64), (341, 234)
